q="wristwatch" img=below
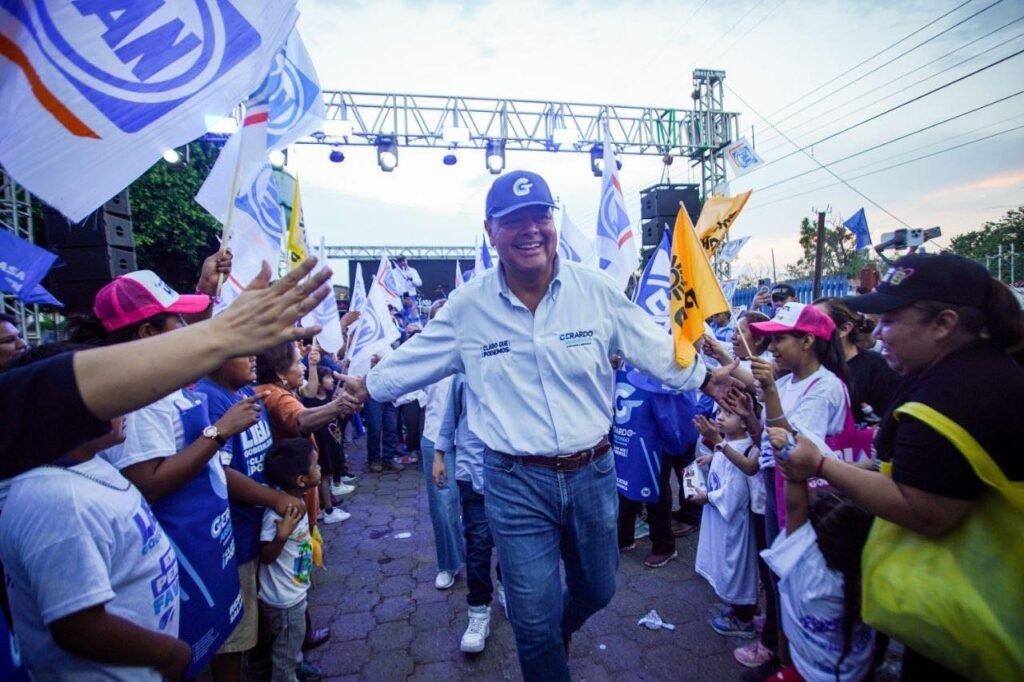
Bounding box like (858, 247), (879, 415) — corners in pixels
(202, 425), (226, 446)
(700, 367), (712, 391)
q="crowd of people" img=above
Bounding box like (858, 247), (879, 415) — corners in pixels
(0, 170), (1021, 682)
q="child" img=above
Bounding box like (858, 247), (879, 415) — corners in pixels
(762, 428), (875, 682)
(301, 366), (355, 522)
(691, 405), (760, 639)
(0, 412), (187, 679)
(259, 439), (319, 682)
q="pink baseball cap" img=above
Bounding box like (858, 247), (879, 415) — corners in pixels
(93, 270), (210, 332)
(748, 302), (836, 341)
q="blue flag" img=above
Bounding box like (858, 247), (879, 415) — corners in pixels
(843, 208), (872, 250)
(631, 225), (672, 332)
(0, 230), (58, 303)
(22, 284), (62, 307)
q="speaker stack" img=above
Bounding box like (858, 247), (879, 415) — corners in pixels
(43, 190), (138, 314)
(639, 183), (702, 249)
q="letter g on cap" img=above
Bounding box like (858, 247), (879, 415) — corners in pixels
(513, 178), (533, 196)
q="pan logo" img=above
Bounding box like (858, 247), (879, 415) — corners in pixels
(15, 1), (260, 133)
(260, 49), (320, 147)
(234, 166), (284, 246)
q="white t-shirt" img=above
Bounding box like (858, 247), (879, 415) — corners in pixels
(776, 366), (847, 441)
(258, 506), (313, 608)
(695, 436), (759, 605)
(0, 458), (179, 680)
(761, 523), (875, 682)
(101, 390), (195, 468)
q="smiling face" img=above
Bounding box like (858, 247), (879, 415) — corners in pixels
(485, 205), (557, 285)
(731, 319), (755, 359)
(872, 305), (945, 376)
(768, 332), (813, 372)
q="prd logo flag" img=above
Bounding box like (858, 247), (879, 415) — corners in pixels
(696, 190), (752, 257)
(670, 207), (730, 368)
(0, 1), (299, 221)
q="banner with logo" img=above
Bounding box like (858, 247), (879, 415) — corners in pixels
(631, 225), (672, 332)
(558, 208), (597, 267)
(211, 163), (284, 313)
(350, 262), (367, 313)
(724, 137), (764, 177)
(595, 126), (637, 290)
(260, 30), (324, 152)
(0, 1), (298, 221)
(286, 175), (309, 268)
(696, 191), (752, 257)
(717, 235), (750, 263)
(670, 208), (730, 368)
(0, 230), (57, 302)
(304, 239), (343, 354)
(372, 255), (403, 310)
(345, 264), (401, 377)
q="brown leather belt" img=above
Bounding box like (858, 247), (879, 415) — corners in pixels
(513, 437), (611, 472)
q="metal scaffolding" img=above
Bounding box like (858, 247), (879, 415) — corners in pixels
(306, 69), (739, 195)
(324, 245), (480, 260)
(0, 169), (42, 344)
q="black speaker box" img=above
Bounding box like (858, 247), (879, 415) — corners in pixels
(43, 206), (135, 249)
(640, 184), (702, 222)
(50, 245), (137, 282)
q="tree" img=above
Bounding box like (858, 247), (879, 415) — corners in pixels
(949, 206), (1024, 274)
(127, 141), (224, 292)
(783, 215), (871, 281)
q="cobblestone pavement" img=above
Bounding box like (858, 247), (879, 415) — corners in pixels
(304, 441), (743, 682)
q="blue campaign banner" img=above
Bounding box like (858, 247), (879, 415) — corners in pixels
(612, 368), (699, 502)
(0, 230), (57, 302)
(152, 391), (241, 677)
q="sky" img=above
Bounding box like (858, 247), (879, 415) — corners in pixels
(287, 0), (1024, 282)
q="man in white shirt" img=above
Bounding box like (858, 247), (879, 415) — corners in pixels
(344, 170), (737, 681)
(394, 255), (422, 298)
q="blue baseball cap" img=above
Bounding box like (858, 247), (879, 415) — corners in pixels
(485, 170), (558, 219)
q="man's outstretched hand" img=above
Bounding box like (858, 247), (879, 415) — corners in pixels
(702, 359), (744, 402)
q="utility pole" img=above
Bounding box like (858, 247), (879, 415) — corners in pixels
(812, 210), (826, 300)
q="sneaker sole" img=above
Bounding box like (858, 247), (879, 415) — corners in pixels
(460, 640), (487, 653)
(710, 623), (758, 639)
(644, 551), (678, 568)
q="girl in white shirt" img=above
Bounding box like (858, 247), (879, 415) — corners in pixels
(762, 428), (875, 682)
(691, 406), (760, 639)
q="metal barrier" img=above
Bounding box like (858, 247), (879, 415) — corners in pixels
(732, 276), (851, 310)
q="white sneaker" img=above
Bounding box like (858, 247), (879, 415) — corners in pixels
(330, 481), (356, 497)
(495, 582), (507, 617)
(319, 508), (351, 524)
(434, 570), (456, 590)
(460, 605), (491, 653)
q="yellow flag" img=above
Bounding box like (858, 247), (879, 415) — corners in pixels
(696, 190), (752, 256)
(286, 175), (308, 267)
(670, 207), (730, 368)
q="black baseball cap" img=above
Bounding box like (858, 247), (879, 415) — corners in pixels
(844, 252), (991, 314)
(771, 284), (795, 300)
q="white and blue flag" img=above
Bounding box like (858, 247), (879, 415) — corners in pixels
(631, 225), (672, 332)
(595, 126), (637, 290)
(558, 208), (596, 267)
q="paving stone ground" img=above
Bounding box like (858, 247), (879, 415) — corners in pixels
(302, 439), (744, 682)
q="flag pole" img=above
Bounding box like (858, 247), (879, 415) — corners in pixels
(216, 102), (247, 297)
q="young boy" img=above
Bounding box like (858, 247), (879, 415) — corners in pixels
(259, 439), (319, 682)
(0, 411), (187, 680)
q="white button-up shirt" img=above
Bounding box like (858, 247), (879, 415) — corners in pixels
(366, 259), (707, 456)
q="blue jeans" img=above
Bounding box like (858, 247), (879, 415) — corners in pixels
(421, 436), (464, 572)
(458, 479), (502, 607)
(484, 448), (618, 682)
(363, 399), (398, 464)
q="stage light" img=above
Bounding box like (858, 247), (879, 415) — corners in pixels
(377, 136), (398, 172)
(485, 139), (505, 174)
(443, 152), (458, 166)
(590, 145), (603, 177)
(662, 154), (674, 166)
(329, 147), (345, 163)
(269, 149), (286, 168)
(162, 149), (181, 164)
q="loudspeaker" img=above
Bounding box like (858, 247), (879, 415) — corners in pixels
(43, 191), (137, 314)
(639, 183), (702, 222)
(641, 218), (673, 247)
